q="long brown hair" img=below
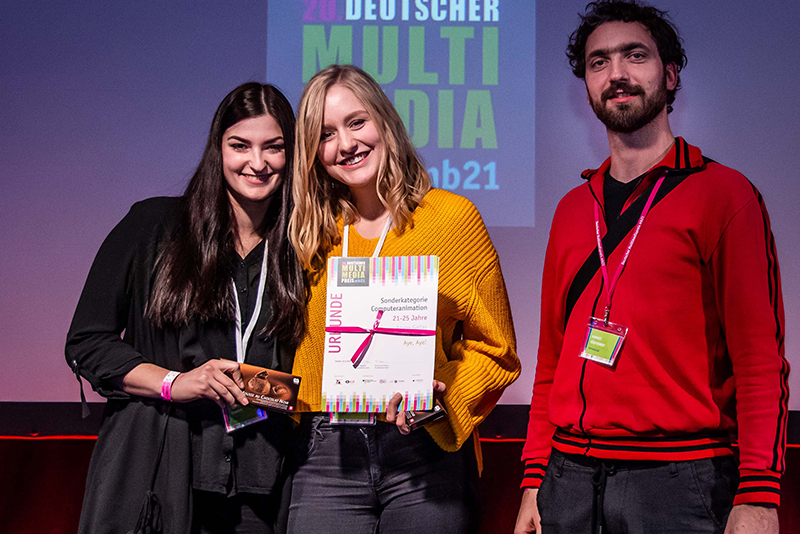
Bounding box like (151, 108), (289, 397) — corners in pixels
(289, 65), (431, 271)
(148, 83), (306, 344)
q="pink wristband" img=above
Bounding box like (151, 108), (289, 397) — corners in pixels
(161, 371), (180, 401)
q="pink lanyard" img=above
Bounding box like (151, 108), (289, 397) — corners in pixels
(593, 175), (665, 324)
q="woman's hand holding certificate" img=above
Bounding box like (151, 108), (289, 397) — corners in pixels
(386, 380), (446, 434)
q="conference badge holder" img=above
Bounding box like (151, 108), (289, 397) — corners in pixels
(223, 404), (269, 433)
(579, 317), (628, 367)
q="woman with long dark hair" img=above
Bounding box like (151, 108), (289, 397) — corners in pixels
(288, 65), (520, 533)
(66, 82), (305, 534)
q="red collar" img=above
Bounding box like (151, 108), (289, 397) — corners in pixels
(581, 137), (705, 182)
(582, 138), (706, 217)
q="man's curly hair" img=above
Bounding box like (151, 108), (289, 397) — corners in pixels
(567, 0), (687, 113)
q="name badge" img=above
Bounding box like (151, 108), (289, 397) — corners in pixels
(579, 317), (628, 367)
(222, 404), (268, 433)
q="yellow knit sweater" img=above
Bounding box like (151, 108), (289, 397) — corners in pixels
(293, 188), (520, 454)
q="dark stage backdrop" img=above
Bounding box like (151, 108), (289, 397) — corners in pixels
(1, 1), (798, 418)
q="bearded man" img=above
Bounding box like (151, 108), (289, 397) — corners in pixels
(514, 2), (788, 533)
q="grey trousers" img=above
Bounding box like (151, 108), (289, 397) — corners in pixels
(287, 415), (479, 534)
(537, 449), (739, 534)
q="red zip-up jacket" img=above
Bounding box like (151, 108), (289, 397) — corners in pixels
(522, 138), (788, 506)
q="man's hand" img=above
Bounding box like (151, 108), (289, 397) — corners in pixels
(724, 504), (779, 534)
(514, 487), (541, 534)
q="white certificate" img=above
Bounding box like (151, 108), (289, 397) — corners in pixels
(321, 256), (439, 413)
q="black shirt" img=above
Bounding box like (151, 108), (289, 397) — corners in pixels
(603, 170), (645, 227)
(192, 238), (288, 496)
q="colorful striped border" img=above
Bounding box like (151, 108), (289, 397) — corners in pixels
(321, 391), (433, 413)
(329, 256), (439, 286)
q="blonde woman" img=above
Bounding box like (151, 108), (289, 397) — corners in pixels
(288, 65), (520, 533)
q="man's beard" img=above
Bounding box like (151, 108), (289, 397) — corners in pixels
(589, 75), (668, 134)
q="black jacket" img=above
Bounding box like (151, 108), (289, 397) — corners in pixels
(66, 197), (294, 534)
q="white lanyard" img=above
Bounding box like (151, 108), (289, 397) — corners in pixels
(342, 215), (393, 258)
(232, 240), (269, 364)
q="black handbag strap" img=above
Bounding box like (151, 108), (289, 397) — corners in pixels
(128, 403), (172, 534)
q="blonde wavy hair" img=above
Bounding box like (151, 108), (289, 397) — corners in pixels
(290, 64), (431, 271)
